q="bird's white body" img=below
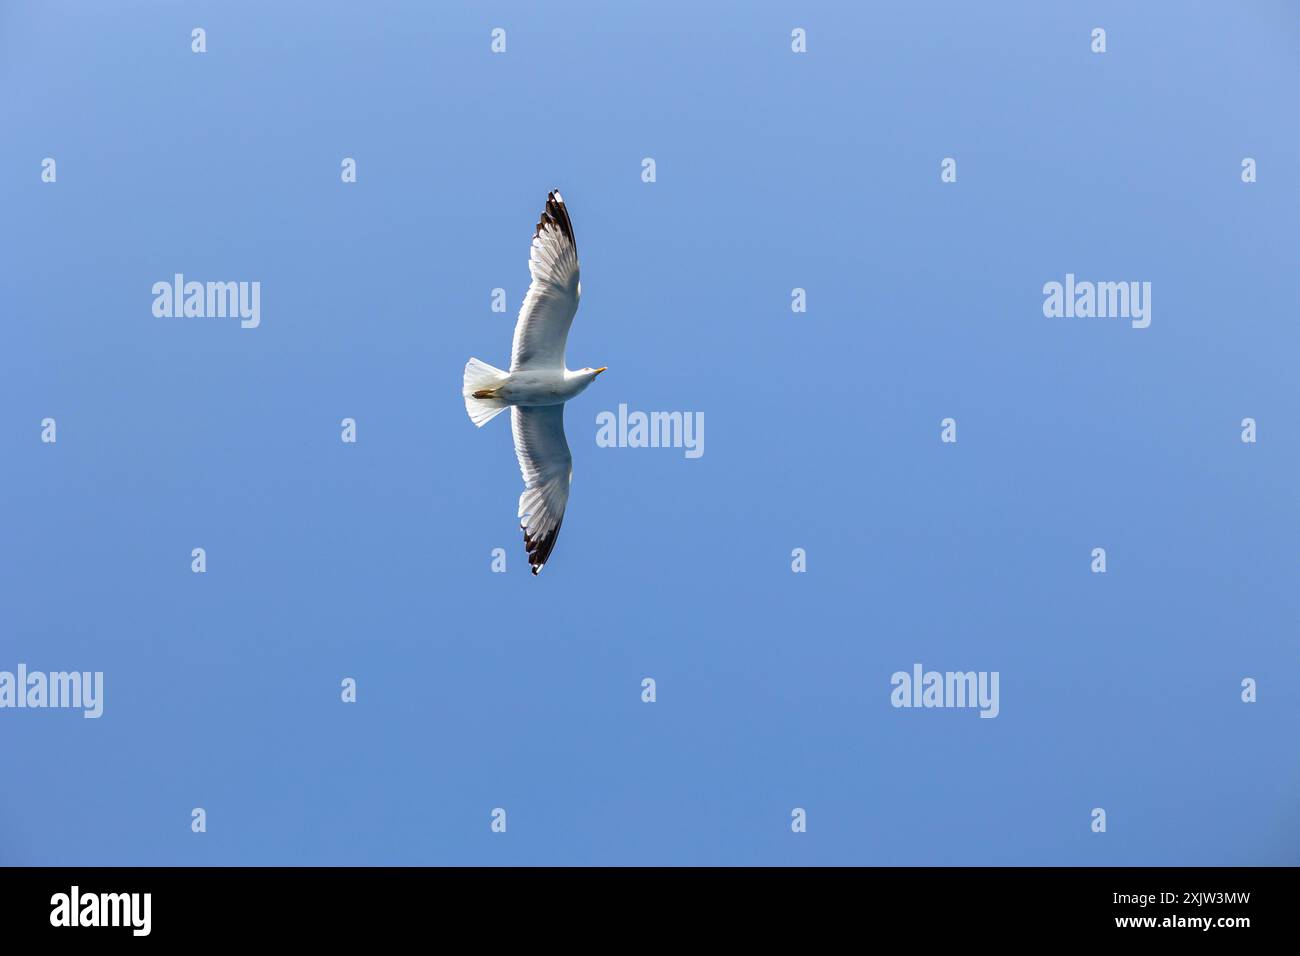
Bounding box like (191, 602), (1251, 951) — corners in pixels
(494, 367), (602, 407)
(461, 190), (605, 574)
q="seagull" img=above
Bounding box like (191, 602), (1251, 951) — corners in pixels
(462, 190), (607, 575)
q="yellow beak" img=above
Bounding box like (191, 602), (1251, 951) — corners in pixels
(594, 367), (608, 375)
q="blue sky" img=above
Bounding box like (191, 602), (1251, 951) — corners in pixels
(2, 0), (1298, 865)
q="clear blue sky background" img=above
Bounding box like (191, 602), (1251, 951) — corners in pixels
(2, 1), (1298, 865)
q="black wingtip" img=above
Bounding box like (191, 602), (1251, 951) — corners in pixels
(532, 188), (576, 251)
(523, 517), (563, 576)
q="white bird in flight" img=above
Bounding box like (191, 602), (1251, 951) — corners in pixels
(462, 190), (606, 575)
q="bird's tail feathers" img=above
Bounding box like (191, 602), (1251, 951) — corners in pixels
(463, 357), (509, 427)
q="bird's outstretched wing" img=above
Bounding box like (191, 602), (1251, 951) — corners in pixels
(512, 404), (572, 574)
(510, 190), (581, 371)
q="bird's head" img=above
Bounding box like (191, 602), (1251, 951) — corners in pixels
(581, 366), (608, 381)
